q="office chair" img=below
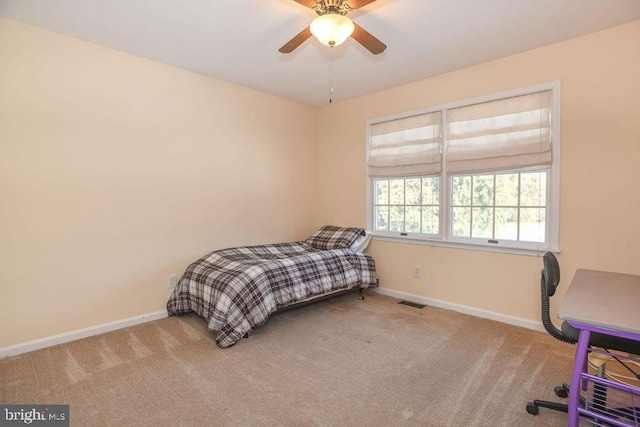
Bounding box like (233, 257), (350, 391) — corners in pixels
(526, 252), (640, 417)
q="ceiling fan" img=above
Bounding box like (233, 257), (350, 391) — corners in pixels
(279, 0), (387, 55)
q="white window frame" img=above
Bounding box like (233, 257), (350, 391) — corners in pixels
(366, 81), (561, 256)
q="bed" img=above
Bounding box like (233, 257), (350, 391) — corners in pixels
(166, 225), (377, 348)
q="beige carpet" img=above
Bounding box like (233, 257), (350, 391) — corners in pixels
(0, 292), (574, 426)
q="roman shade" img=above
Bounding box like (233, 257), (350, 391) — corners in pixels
(367, 111), (442, 178)
(446, 90), (552, 174)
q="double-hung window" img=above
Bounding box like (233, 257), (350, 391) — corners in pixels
(367, 82), (560, 253)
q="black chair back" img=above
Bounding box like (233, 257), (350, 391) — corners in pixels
(542, 251), (560, 297)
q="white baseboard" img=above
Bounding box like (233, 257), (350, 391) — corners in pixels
(373, 287), (545, 333)
(1, 291), (543, 359)
(0, 310), (168, 359)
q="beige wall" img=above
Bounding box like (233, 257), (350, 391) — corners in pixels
(0, 18), (319, 348)
(318, 20), (640, 324)
(2, 16), (639, 350)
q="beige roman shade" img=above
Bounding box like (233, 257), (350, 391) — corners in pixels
(446, 90), (552, 174)
(367, 111), (442, 178)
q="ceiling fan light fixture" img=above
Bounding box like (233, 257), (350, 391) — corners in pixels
(310, 13), (355, 47)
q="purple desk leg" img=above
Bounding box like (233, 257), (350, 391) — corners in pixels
(568, 329), (591, 427)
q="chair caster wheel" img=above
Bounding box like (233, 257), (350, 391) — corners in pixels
(526, 402), (539, 415)
(554, 386), (568, 398)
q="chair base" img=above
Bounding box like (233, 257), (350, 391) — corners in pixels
(526, 400), (568, 415)
(526, 383), (571, 416)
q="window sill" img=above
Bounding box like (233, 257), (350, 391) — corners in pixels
(371, 234), (559, 256)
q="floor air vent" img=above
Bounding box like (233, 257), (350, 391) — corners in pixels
(398, 300), (426, 309)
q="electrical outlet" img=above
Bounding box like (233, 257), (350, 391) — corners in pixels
(167, 274), (177, 288)
(413, 266), (421, 278)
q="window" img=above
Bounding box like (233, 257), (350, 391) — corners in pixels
(373, 176), (440, 235)
(450, 172), (546, 242)
(367, 82), (560, 253)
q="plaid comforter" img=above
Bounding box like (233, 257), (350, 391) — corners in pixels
(167, 242), (377, 348)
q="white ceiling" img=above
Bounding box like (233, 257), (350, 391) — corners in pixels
(2, 0), (640, 107)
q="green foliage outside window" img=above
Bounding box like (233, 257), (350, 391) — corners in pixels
(374, 177), (440, 235)
(451, 172), (546, 242)
(376, 171), (546, 243)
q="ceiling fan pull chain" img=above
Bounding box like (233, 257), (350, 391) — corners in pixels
(329, 46), (335, 103)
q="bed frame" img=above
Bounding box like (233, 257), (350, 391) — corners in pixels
(274, 286), (367, 315)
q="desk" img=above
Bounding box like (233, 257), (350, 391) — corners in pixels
(558, 269), (640, 427)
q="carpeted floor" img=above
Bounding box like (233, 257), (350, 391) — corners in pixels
(0, 292), (574, 426)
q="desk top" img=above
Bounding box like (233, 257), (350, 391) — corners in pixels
(558, 269), (640, 336)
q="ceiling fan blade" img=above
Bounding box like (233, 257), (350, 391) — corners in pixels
(292, 0), (318, 7)
(347, 0), (377, 9)
(279, 26), (313, 53)
(351, 23), (386, 55)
